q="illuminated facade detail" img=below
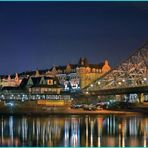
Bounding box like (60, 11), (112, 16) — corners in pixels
(77, 58), (111, 89)
(50, 64), (80, 91)
(50, 57), (111, 90)
(0, 58), (110, 92)
(0, 73), (22, 87)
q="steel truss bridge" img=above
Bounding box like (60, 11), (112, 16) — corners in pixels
(83, 42), (148, 102)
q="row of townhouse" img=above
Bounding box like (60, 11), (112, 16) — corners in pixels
(0, 57), (111, 93)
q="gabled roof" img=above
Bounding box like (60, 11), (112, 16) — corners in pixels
(19, 78), (28, 87)
(20, 76), (61, 88)
(50, 65), (66, 72)
(89, 63), (105, 69)
(31, 77), (41, 86)
(49, 62), (105, 73)
(0, 58), (109, 79)
(50, 64), (78, 73)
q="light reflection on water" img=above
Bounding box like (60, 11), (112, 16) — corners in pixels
(0, 114), (147, 147)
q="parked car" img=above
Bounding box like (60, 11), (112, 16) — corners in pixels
(71, 104), (83, 109)
(96, 106), (103, 110)
(83, 104), (97, 111)
(96, 102), (110, 109)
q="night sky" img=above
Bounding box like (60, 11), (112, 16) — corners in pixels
(0, 2), (148, 75)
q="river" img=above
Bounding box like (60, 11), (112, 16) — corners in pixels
(0, 114), (147, 147)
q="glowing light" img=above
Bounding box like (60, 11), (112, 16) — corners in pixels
(98, 81), (101, 85)
(6, 102), (14, 107)
(118, 82), (121, 85)
(90, 84), (93, 87)
(122, 79), (125, 82)
(143, 77), (147, 81)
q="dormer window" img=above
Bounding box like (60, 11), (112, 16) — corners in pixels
(48, 79), (53, 85)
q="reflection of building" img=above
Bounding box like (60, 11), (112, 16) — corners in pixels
(0, 115), (147, 147)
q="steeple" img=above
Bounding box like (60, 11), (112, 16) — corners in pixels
(78, 57), (84, 66)
(104, 60), (109, 65)
(102, 59), (111, 72)
(8, 75), (11, 81)
(84, 57), (88, 66)
(35, 69), (40, 77)
(15, 73), (19, 82)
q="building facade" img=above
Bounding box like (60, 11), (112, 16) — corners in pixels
(20, 76), (61, 94)
(50, 57), (111, 90)
(0, 57), (111, 92)
(0, 73), (22, 87)
(78, 58), (111, 88)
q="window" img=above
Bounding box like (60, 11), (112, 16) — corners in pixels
(48, 80), (53, 85)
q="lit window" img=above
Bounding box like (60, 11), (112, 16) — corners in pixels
(118, 82), (121, 85)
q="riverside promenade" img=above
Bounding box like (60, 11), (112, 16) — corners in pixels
(0, 101), (147, 116)
(0, 108), (141, 116)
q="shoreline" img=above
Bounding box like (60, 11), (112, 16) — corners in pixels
(0, 108), (145, 116)
(0, 101), (148, 116)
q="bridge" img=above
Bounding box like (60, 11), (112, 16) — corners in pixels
(83, 42), (148, 102)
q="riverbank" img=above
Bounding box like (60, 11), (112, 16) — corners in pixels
(0, 101), (147, 116)
(0, 106), (144, 116)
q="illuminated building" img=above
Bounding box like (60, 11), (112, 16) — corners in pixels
(20, 75), (61, 94)
(50, 64), (80, 92)
(0, 58), (111, 92)
(50, 57), (111, 90)
(0, 73), (22, 87)
(78, 58), (111, 89)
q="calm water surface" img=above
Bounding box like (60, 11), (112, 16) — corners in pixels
(0, 114), (147, 147)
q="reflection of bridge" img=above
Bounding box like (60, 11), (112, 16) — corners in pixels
(83, 42), (148, 102)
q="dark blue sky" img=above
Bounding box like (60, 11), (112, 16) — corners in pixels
(0, 2), (148, 75)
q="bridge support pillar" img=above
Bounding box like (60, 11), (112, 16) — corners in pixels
(138, 93), (145, 103)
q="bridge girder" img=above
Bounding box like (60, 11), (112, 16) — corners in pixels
(84, 42), (148, 94)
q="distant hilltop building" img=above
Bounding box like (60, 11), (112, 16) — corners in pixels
(0, 57), (111, 92)
(79, 58), (111, 88)
(50, 57), (111, 90)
